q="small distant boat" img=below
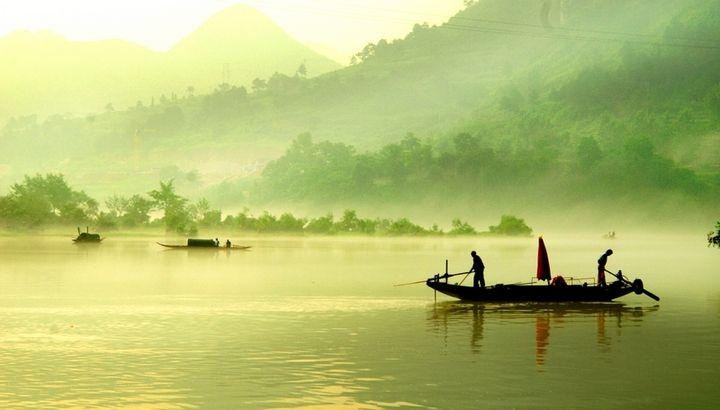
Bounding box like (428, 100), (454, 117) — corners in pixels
(602, 231), (617, 240)
(157, 238), (251, 250)
(73, 226), (103, 243)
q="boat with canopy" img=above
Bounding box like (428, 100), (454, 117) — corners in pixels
(157, 239), (251, 250)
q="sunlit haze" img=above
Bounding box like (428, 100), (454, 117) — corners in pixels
(0, 0), (465, 61)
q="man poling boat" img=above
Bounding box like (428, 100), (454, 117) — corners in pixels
(418, 237), (659, 303)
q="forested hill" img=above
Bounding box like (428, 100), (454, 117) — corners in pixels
(1, 0), (719, 210)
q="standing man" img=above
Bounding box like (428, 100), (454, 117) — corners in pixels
(597, 249), (613, 287)
(470, 251), (486, 289)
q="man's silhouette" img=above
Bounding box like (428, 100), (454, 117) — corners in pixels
(470, 251), (485, 289)
(597, 249), (613, 286)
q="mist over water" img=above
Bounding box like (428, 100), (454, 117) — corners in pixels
(0, 233), (717, 408)
(1, 0), (720, 407)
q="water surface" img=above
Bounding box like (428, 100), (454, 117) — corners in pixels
(0, 234), (718, 408)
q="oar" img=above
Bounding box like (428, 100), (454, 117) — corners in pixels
(394, 271), (471, 287)
(605, 269), (660, 302)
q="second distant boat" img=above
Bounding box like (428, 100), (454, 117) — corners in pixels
(157, 238), (251, 250)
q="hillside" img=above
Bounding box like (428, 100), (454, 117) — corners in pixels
(0, 4), (340, 119)
(1, 0), (718, 224)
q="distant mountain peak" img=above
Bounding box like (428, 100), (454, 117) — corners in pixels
(172, 3), (287, 51)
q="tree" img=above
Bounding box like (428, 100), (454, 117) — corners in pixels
(709, 221), (720, 248)
(148, 180), (190, 233)
(350, 42), (377, 65)
(106, 195), (129, 218)
(0, 174), (97, 226)
(252, 78), (267, 93)
(122, 195), (153, 227)
(488, 215), (533, 237)
(449, 219), (477, 235)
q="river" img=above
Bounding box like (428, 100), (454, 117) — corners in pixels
(0, 233), (718, 408)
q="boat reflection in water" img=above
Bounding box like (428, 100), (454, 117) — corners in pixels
(427, 302), (659, 368)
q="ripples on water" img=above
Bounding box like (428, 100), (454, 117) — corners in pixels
(0, 235), (718, 408)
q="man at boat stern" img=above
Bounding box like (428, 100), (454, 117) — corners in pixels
(470, 251), (486, 289)
(597, 249), (613, 286)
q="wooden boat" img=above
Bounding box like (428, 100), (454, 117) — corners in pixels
(73, 227), (103, 243)
(423, 237), (658, 303)
(427, 280), (641, 302)
(157, 242), (251, 251)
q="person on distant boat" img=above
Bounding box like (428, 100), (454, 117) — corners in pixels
(470, 251), (486, 289)
(597, 249), (613, 287)
(215, 238), (220, 247)
(226, 239), (232, 248)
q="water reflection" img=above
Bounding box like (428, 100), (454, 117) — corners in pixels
(427, 302), (659, 368)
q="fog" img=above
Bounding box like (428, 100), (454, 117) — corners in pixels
(1, 1), (719, 407)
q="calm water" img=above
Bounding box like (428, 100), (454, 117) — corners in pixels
(0, 234), (718, 408)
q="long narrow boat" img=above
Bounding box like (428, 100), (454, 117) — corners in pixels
(424, 237), (658, 303)
(157, 242), (252, 250)
(427, 280), (641, 302)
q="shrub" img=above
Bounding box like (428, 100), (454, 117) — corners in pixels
(488, 215), (533, 237)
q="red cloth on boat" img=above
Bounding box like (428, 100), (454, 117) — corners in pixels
(537, 237), (552, 282)
(551, 276), (567, 286)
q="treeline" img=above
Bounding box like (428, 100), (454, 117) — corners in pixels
(0, 174), (533, 237)
(254, 132), (717, 209)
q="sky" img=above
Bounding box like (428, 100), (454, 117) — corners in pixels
(0, 0), (465, 62)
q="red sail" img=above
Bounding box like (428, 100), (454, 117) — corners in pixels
(537, 237), (552, 282)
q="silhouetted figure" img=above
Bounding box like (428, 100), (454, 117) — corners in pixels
(598, 249), (613, 286)
(226, 239), (232, 248)
(215, 238), (220, 247)
(470, 251), (485, 289)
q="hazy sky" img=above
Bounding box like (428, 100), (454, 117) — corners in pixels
(0, 0), (465, 61)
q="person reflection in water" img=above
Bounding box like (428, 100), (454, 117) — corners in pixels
(597, 249), (613, 287)
(470, 251), (485, 289)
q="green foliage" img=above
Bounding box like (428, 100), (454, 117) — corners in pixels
(305, 214), (335, 234)
(709, 221), (720, 248)
(449, 219), (477, 235)
(148, 180), (191, 234)
(255, 131), (714, 212)
(104, 194), (154, 228)
(488, 215), (533, 237)
(0, 174), (97, 227)
(386, 218), (428, 236)
(0, 174), (514, 237)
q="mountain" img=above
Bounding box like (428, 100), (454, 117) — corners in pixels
(1, 0), (718, 222)
(0, 5), (340, 119)
(0, 30), (162, 118)
(166, 4), (342, 96)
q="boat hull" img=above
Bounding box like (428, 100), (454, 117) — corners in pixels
(427, 281), (636, 302)
(157, 242), (251, 250)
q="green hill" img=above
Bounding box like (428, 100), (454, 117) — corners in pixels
(1, 0), (718, 225)
(0, 4), (340, 119)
